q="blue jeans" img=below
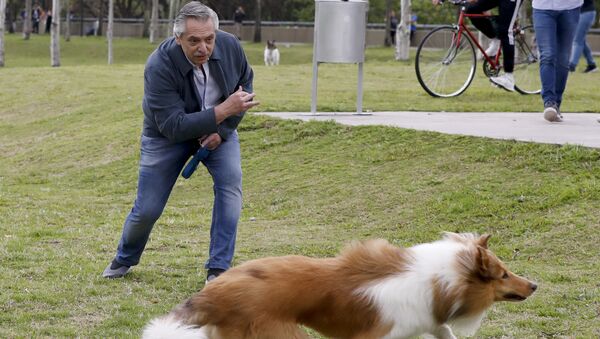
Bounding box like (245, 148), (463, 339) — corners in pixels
(533, 8), (580, 108)
(569, 10), (597, 68)
(114, 132), (242, 271)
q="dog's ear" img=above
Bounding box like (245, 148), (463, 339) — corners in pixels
(476, 246), (491, 278)
(477, 234), (491, 249)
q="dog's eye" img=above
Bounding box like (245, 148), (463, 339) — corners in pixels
(502, 272), (509, 279)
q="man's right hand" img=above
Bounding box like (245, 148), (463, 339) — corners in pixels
(432, 0), (442, 5)
(214, 86), (260, 124)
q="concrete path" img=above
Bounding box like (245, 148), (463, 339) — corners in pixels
(257, 111), (600, 149)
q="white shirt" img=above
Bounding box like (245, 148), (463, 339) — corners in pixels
(183, 54), (223, 110)
(532, 0), (583, 10)
(191, 63), (222, 110)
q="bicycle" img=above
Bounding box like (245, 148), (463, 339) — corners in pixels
(415, 0), (541, 97)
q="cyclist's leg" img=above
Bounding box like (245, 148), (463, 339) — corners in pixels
(496, 0), (522, 73)
(465, 0), (500, 39)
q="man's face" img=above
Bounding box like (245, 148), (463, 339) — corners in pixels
(175, 18), (216, 66)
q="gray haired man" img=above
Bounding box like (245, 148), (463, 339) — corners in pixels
(103, 1), (259, 282)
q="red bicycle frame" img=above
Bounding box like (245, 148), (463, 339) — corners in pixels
(454, 8), (502, 70)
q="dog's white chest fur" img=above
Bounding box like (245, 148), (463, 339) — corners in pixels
(359, 241), (484, 338)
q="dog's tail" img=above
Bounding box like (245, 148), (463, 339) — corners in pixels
(142, 314), (210, 339)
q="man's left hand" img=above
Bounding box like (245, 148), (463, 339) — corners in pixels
(199, 133), (222, 150)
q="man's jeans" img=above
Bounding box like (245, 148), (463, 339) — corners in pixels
(114, 131), (242, 271)
(533, 8), (579, 107)
(569, 10), (597, 69)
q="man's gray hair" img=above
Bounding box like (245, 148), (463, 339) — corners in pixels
(173, 1), (219, 37)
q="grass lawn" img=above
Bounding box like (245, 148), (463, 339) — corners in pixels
(1, 34), (599, 337)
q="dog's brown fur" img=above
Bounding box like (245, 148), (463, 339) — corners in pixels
(171, 240), (406, 338)
(148, 234), (537, 339)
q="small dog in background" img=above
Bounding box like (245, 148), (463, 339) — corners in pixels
(264, 40), (280, 66)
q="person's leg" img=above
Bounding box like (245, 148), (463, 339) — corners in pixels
(496, 0), (520, 73)
(203, 131), (242, 271)
(489, 0), (521, 90)
(533, 9), (559, 107)
(113, 136), (193, 267)
(581, 11), (597, 68)
(568, 10), (594, 70)
(465, 0), (499, 39)
(554, 8), (580, 108)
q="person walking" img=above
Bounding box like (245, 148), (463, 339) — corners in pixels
(32, 3), (42, 34)
(389, 10), (399, 46)
(102, 1), (260, 282)
(233, 6), (245, 40)
(532, 0), (582, 122)
(44, 8), (52, 34)
(568, 0), (597, 73)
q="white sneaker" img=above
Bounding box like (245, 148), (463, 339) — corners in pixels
(543, 104), (562, 122)
(490, 73), (515, 92)
(485, 38), (501, 56)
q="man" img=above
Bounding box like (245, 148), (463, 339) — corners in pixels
(102, 1), (259, 282)
(432, 0), (522, 91)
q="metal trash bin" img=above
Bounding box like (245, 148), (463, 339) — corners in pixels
(311, 0), (369, 114)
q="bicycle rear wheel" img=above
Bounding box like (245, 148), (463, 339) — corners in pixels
(415, 26), (476, 97)
(513, 25), (541, 95)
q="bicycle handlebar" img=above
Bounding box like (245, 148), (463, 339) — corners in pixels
(439, 0), (469, 6)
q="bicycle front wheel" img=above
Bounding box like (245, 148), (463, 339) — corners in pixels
(415, 26), (477, 97)
(513, 25), (541, 95)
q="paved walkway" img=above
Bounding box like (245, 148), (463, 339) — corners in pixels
(257, 111), (600, 149)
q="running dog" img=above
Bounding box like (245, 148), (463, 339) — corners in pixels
(143, 232), (537, 338)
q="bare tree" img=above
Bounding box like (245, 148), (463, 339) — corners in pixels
(23, 0), (32, 40)
(384, 0), (392, 46)
(108, 0), (114, 64)
(395, 0), (411, 61)
(167, 0), (179, 37)
(149, 0), (158, 43)
(143, 0), (151, 37)
(50, 0), (61, 66)
(253, 0), (261, 43)
(65, 0), (71, 42)
(0, 0), (5, 67)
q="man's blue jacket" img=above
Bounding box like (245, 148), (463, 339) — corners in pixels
(141, 30), (253, 143)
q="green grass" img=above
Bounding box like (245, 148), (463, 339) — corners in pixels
(1, 34), (599, 337)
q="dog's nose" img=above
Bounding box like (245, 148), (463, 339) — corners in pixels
(530, 283), (538, 292)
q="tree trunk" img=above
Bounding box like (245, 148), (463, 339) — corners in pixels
(143, 0), (151, 38)
(65, 2), (71, 42)
(97, 0), (104, 36)
(79, 0), (84, 36)
(149, 0), (158, 43)
(23, 0), (32, 40)
(50, 0), (61, 67)
(0, 0), (6, 67)
(108, 0), (114, 64)
(167, 0), (179, 37)
(395, 0), (411, 61)
(384, 0), (392, 46)
(253, 0), (261, 43)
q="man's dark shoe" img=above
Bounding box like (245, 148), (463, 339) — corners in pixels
(583, 64), (597, 73)
(205, 268), (226, 284)
(102, 259), (131, 279)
